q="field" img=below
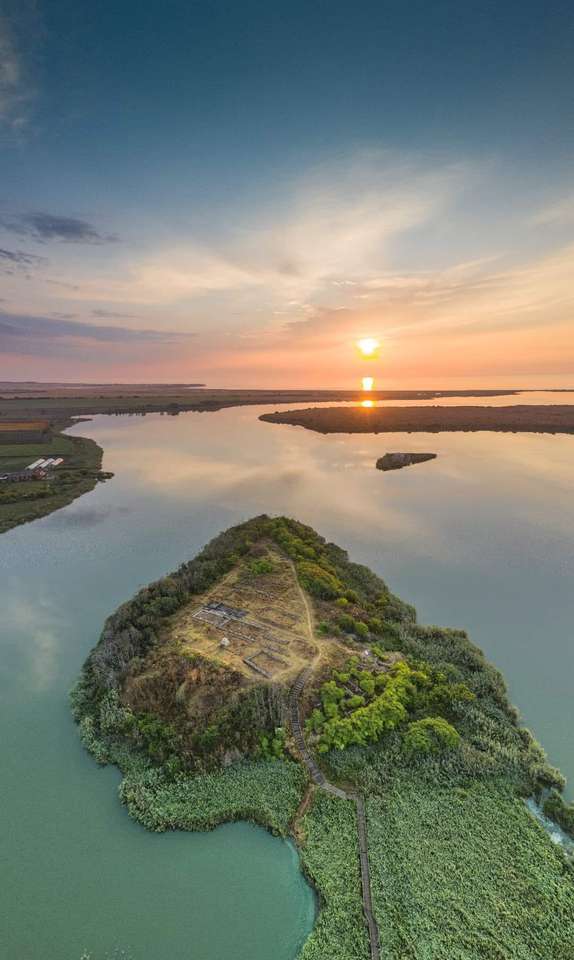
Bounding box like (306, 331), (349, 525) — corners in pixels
(0, 419), (50, 439)
(0, 432), (81, 472)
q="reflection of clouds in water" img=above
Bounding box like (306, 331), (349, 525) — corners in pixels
(80, 411), (445, 551)
(71, 408), (574, 561)
(2, 585), (65, 692)
(44, 506), (131, 529)
(111, 432), (433, 547)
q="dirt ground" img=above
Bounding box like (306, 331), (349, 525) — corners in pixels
(168, 545), (319, 682)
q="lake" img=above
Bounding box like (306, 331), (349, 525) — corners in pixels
(2, 396), (574, 958)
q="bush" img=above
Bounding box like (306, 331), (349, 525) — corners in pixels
(249, 558), (274, 576)
(543, 789), (574, 839)
(297, 560), (343, 600)
(404, 716), (460, 755)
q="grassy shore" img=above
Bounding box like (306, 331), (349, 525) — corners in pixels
(0, 428), (110, 534)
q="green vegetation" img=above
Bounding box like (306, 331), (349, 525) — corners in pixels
(367, 775), (574, 959)
(118, 756), (305, 835)
(268, 516), (414, 643)
(71, 684), (305, 834)
(305, 656), (470, 755)
(257, 727), (287, 759)
(0, 430), (110, 534)
(72, 516), (574, 960)
(544, 790), (574, 839)
(298, 793), (368, 960)
(249, 557), (275, 575)
(404, 715), (460, 754)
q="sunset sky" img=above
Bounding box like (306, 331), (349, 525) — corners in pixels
(1, 0), (573, 387)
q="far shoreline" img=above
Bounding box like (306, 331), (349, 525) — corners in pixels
(259, 404), (574, 435)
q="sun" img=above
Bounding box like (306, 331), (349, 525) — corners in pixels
(357, 337), (380, 358)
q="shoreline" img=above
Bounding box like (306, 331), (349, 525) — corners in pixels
(259, 403), (574, 434)
(0, 386), (525, 421)
(0, 422), (111, 536)
(71, 516), (574, 960)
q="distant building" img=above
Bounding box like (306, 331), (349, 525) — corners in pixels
(0, 467), (48, 483)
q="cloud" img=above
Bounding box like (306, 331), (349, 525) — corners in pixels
(71, 151), (472, 306)
(0, 312), (194, 358)
(0, 13), (31, 130)
(91, 308), (140, 320)
(263, 241), (574, 384)
(533, 192), (574, 226)
(0, 212), (118, 244)
(0, 247), (48, 280)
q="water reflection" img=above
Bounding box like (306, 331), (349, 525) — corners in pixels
(2, 396), (574, 959)
(78, 401), (574, 797)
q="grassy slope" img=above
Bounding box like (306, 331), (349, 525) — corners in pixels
(0, 431), (107, 534)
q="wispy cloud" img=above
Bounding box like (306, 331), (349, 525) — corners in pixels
(0, 212), (119, 244)
(0, 312), (194, 358)
(532, 192), (574, 226)
(91, 308), (140, 320)
(70, 152), (472, 306)
(0, 247), (47, 271)
(0, 13), (31, 130)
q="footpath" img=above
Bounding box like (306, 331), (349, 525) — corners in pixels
(289, 669), (381, 960)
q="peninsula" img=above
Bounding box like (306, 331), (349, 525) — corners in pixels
(72, 516), (574, 960)
(0, 420), (111, 534)
(260, 404), (574, 434)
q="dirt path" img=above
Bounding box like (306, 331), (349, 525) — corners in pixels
(289, 669), (381, 960)
(289, 562), (319, 659)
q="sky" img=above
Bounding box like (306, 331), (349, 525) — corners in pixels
(0, 0), (573, 387)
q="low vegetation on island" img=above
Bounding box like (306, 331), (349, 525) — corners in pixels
(260, 403), (574, 435)
(71, 515), (574, 959)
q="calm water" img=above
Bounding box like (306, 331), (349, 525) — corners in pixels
(2, 397), (574, 958)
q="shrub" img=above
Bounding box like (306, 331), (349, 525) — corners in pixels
(297, 560), (343, 600)
(249, 558), (274, 576)
(404, 716), (461, 755)
(543, 789), (574, 839)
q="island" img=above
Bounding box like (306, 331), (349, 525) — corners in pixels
(376, 452), (437, 471)
(259, 403), (574, 434)
(72, 515), (574, 960)
(0, 385), (527, 535)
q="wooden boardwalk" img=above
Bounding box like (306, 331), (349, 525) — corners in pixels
(289, 670), (381, 960)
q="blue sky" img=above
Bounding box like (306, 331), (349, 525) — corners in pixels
(1, 0), (573, 385)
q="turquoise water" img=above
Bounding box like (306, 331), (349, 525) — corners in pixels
(2, 399), (574, 958)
